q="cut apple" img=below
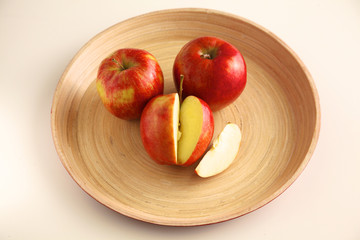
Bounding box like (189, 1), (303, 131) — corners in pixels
(140, 93), (214, 166)
(195, 123), (242, 178)
(140, 93), (179, 165)
(177, 96), (214, 166)
(177, 96), (203, 164)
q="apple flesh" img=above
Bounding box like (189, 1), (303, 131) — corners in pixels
(173, 36), (247, 111)
(140, 93), (214, 166)
(195, 123), (242, 178)
(177, 96), (214, 166)
(96, 48), (164, 120)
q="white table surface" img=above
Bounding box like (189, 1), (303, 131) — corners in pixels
(1, 0), (360, 239)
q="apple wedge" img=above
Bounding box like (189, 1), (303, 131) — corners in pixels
(177, 96), (214, 166)
(140, 93), (180, 165)
(195, 123), (242, 178)
(140, 93), (214, 166)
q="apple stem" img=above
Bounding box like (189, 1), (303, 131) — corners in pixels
(112, 58), (126, 71)
(179, 74), (184, 103)
(112, 58), (119, 65)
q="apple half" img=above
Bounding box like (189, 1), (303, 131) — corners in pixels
(195, 123), (242, 178)
(140, 93), (214, 166)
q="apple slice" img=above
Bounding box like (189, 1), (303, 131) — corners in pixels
(140, 93), (180, 165)
(177, 96), (214, 166)
(195, 123), (242, 178)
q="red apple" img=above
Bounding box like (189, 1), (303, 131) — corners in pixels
(140, 93), (214, 166)
(96, 48), (164, 120)
(173, 36), (247, 111)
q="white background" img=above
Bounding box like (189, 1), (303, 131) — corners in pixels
(1, 0), (360, 239)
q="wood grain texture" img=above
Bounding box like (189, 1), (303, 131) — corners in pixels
(51, 8), (320, 226)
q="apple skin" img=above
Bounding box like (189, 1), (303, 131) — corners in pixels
(173, 36), (247, 111)
(178, 97), (214, 167)
(140, 93), (178, 165)
(96, 48), (164, 120)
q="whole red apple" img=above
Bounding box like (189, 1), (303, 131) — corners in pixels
(173, 36), (247, 111)
(96, 48), (164, 120)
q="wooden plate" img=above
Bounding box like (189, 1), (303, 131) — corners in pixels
(51, 8), (320, 226)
